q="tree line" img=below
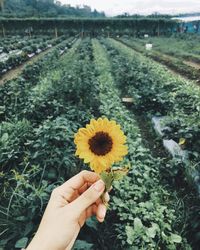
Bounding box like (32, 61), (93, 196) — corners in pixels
(0, 0), (105, 18)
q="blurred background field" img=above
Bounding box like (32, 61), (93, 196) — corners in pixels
(0, 1), (200, 249)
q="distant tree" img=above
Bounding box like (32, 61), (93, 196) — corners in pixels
(93, 9), (98, 17)
(0, 0), (106, 18)
(55, 1), (61, 7)
(0, 0), (4, 11)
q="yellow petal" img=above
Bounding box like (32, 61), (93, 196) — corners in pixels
(74, 117), (128, 173)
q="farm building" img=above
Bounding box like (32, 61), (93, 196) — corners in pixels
(172, 15), (200, 33)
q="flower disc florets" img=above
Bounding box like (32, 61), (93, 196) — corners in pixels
(74, 118), (128, 173)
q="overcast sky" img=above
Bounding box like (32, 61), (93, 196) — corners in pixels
(60, 0), (200, 16)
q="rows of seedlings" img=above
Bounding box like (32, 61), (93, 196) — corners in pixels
(123, 34), (200, 63)
(0, 38), (101, 249)
(0, 36), (76, 122)
(0, 36), (51, 53)
(108, 39), (200, 190)
(117, 37), (200, 83)
(101, 38), (200, 249)
(0, 38), (80, 174)
(0, 35), (68, 76)
(1, 35), (199, 250)
(90, 39), (191, 250)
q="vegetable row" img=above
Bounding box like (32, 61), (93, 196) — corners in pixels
(118, 36), (200, 82)
(0, 38), (101, 249)
(91, 39), (191, 250)
(0, 35), (69, 75)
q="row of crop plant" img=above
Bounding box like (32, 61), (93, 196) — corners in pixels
(90, 39), (192, 250)
(106, 38), (200, 190)
(0, 35), (69, 75)
(133, 34), (200, 63)
(0, 36), (198, 250)
(117, 36), (200, 83)
(0, 38), (101, 249)
(0, 36), (76, 122)
(101, 38), (200, 248)
(0, 38), (82, 173)
(0, 36), (51, 53)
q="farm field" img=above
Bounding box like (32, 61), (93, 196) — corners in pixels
(118, 34), (200, 83)
(0, 35), (200, 250)
(121, 34), (200, 62)
(0, 35), (68, 79)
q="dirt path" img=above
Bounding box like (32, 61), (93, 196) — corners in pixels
(183, 60), (200, 70)
(152, 51), (200, 71)
(156, 53), (200, 70)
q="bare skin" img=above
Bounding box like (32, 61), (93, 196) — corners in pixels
(27, 170), (109, 250)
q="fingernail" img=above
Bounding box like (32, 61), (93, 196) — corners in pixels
(104, 192), (110, 202)
(93, 180), (105, 192)
(99, 206), (106, 218)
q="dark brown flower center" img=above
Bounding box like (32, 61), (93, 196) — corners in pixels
(88, 132), (113, 156)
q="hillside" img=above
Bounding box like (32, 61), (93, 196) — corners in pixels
(0, 0), (105, 18)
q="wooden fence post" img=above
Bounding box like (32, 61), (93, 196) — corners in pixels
(55, 27), (58, 38)
(2, 24), (5, 37)
(157, 22), (160, 36)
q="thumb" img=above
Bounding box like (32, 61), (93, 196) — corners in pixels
(70, 179), (105, 215)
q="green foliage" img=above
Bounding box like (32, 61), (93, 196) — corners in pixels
(0, 167), (56, 249)
(92, 39), (191, 249)
(100, 37), (200, 248)
(0, 0), (105, 18)
(0, 37), (101, 249)
(0, 119), (33, 169)
(0, 35), (66, 74)
(120, 36), (200, 82)
(15, 237), (29, 248)
(28, 115), (85, 178)
(0, 18), (177, 37)
(72, 240), (93, 250)
(0, 35), (198, 250)
(106, 38), (200, 165)
(0, 36), (76, 122)
(139, 34), (200, 63)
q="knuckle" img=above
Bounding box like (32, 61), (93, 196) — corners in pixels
(81, 170), (89, 175)
(105, 192), (110, 202)
(51, 187), (60, 197)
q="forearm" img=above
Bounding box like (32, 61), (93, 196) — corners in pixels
(26, 233), (55, 250)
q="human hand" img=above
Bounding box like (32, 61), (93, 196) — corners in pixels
(27, 170), (109, 250)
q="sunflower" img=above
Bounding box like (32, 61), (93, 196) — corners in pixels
(74, 118), (128, 173)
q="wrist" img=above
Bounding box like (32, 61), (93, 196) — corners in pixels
(26, 232), (52, 250)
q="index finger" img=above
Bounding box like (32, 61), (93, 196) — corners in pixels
(60, 170), (100, 193)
